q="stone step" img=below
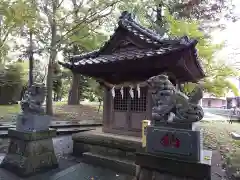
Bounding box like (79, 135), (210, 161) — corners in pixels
(231, 132), (240, 140)
(0, 131), (8, 137)
(0, 125), (15, 130)
(56, 127), (95, 135)
(0, 121), (102, 131)
(82, 152), (136, 176)
(51, 120), (102, 128)
(0, 127), (95, 138)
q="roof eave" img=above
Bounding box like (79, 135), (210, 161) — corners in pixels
(69, 50), (99, 62)
(58, 61), (73, 70)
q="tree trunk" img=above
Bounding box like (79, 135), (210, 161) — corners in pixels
(67, 0), (83, 105)
(46, 59), (54, 115)
(98, 100), (102, 112)
(46, 0), (57, 115)
(28, 29), (34, 87)
(56, 92), (60, 101)
(53, 92), (56, 101)
(68, 72), (80, 105)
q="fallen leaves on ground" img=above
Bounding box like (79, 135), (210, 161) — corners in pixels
(200, 121), (240, 177)
(0, 102), (103, 122)
(53, 104), (102, 121)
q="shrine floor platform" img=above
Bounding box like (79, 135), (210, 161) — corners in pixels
(72, 127), (142, 175)
(72, 127), (141, 148)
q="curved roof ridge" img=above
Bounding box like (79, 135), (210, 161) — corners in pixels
(70, 50), (99, 62)
(118, 11), (163, 42)
(118, 11), (196, 46)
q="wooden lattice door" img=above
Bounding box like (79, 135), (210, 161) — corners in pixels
(129, 88), (148, 131)
(112, 87), (148, 131)
(112, 87), (129, 129)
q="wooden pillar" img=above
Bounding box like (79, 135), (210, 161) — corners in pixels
(102, 87), (110, 132)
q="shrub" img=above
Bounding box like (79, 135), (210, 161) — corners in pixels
(0, 63), (25, 104)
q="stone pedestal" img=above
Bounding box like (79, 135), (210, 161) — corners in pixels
(0, 128), (58, 177)
(154, 121), (201, 131)
(16, 113), (50, 132)
(146, 125), (202, 162)
(135, 151), (212, 180)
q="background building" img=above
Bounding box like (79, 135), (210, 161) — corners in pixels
(201, 77), (240, 108)
(202, 93), (227, 108)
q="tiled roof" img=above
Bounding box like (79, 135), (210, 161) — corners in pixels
(60, 40), (197, 69)
(69, 43), (194, 67)
(58, 11), (205, 84)
(60, 11), (198, 65)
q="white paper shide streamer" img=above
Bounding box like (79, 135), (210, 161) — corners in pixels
(137, 84), (140, 98)
(120, 87), (124, 99)
(111, 86), (115, 98)
(129, 86), (134, 98)
(167, 112), (175, 122)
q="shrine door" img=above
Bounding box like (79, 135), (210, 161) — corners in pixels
(111, 87), (149, 133)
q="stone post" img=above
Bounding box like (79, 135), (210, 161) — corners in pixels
(0, 84), (58, 177)
(1, 128), (58, 177)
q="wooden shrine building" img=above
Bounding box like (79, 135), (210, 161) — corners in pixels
(59, 11), (205, 137)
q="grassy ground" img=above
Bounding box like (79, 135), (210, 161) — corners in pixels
(53, 102), (102, 121)
(0, 104), (21, 121)
(200, 121), (240, 178)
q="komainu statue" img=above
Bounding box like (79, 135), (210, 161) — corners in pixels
(20, 83), (46, 114)
(147, 74), (204, 124)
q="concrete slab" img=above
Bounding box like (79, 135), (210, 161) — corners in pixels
(0, 155), (132, 180)
(51, 120), (102, 128)
(0, 131), (8, 137)
(0, 125), (16, 130)
(0, 121), (102, 132)
(50, 163), (133, 180)
(56, 127), (95, 135)
(82, 152), (136, 176)
(0, 127), (95, 138)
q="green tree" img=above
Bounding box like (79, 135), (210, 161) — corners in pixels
(117, 2), (238, 97)
(164, 11), (238, 96)
(0, 0), (37, 64)
(118, 0), (237, 36)
(62, 0), (110, 105)
(36, 0), (122, 115)
(0, 62), (25, 104)
(86, 78), (104, 112)
(53, 63), (63, 101)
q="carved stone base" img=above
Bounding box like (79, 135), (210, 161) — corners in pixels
(135, 151), (212, 180)
(0, 128), (58, 177)
(154, 121), (200, 130)
(16, 113), (51, 132)
(146, 125), (202, 162)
